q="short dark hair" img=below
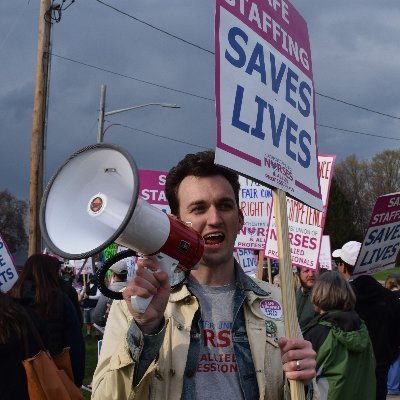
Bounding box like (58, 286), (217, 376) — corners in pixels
(312, 271), (356, 311)
(334, 257), (355, 275)
(165, 150), (241, 216)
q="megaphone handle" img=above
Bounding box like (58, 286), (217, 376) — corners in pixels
(130, 253), (178, 314)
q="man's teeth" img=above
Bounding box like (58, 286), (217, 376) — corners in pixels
(204, 233), (224, 243)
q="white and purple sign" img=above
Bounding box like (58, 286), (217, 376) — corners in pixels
(264, 155), (335, 269)
(0, 234), (18, 292)
(353, 193), (400, 276)
(318, 235), (332, 270)
(235, 248), (259, 275)
(215, 0), (322, 211)
(235, 176), (273, 249)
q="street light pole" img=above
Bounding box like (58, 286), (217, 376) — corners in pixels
(96, 84), (180, 143)
(96, 84), (106, 144)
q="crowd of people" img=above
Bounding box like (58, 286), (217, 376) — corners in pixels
(1, 149), (399, 400)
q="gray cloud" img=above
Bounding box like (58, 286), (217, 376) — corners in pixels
(0, 0), (399, 203)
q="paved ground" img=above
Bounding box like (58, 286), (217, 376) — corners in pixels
(387, 395), (400, 400)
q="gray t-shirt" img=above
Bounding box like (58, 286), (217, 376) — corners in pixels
(187, 277), (245, 400)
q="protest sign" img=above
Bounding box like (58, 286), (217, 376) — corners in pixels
(139, 170), (170, 213)
(235, 248), (259, 275)
(215, 0), (322, 211)
(318, 235), (332, 270)
(71, 258), (94, 275)
(264, 155), (335, 269)
(235, 176), (273, 249)
(215, 4), (319, 397)
(353, 192), (400, 276)
(0, 234), (18, 292)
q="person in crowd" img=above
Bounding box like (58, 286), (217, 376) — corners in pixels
(385, 275), (400, 396)
(303, 271), (376, 399)
(334, 241), (400, 400)
(79, 274), (100, 338)
(273, 273), (281, 288)
(92, 259), (129, 330)
(92, 150), (318, 400)
(0, 291), (42, 399)
(295, 267), (319, 331)
(60, 264), (83, 326)
(9, 254), (85, 387)
(385, 276), (400, 292)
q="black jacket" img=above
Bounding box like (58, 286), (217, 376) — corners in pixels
(351, 275), (400, 366)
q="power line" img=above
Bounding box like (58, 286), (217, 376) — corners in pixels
(316, 123), (400, 141)
(93, 1), (400, 122)
(94, 0), (213, 55)
(50, 53), (399, 142)
(50, 52), (214, 101)
(104, 120), (210, 150)
(316, 92), (400, 121)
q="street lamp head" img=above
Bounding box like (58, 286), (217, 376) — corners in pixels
(160, 103), (180, 109)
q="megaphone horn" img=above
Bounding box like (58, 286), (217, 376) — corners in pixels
(40, 143), (204, 312)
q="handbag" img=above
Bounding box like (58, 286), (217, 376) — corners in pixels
(21, 309), (84, 400)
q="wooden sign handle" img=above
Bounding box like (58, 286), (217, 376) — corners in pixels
(267, 257), (273, 284)
(258, 250), (265, 280)
(273, 188), (305, 400)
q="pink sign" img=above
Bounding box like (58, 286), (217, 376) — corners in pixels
(139, 170), (169, 212)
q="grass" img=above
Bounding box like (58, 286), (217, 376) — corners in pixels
(81, 335), (101, 400)
(373, 266), (400, 283)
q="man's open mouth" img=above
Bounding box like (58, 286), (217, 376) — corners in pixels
(203, 233), (225, 245)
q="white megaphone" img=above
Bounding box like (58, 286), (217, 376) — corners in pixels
(40, 143), (204, 313)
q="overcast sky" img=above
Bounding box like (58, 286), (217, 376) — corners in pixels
(1, 0), (399, 202)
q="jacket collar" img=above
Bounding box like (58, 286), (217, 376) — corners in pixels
(234, 261), (269, 296)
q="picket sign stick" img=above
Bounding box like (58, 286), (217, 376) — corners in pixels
(267, 257), (272, 284)
(273, 188), (305, 400)
(258, 250), (265, 280)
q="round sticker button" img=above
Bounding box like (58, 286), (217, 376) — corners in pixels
(260, 299), (282, 319)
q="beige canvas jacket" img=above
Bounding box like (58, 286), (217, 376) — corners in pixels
(91, 275), (319, 400)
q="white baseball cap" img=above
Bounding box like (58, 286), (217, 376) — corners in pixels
(332, 241), (361, 266)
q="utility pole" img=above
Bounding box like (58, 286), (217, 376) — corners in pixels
(28, 0), (52, 256)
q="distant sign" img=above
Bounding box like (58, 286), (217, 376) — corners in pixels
(235, 248), (259, 275)
(70, 258), (94, 275)
(215, 0), (322, 211)
(353, 193), (400, 276)
(0, 234), (18, 292)
(264, 155), (335, 269)
(318, 235), (332, 270)
(235, 176), (273, 249)
(139, 170), (170, 213)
